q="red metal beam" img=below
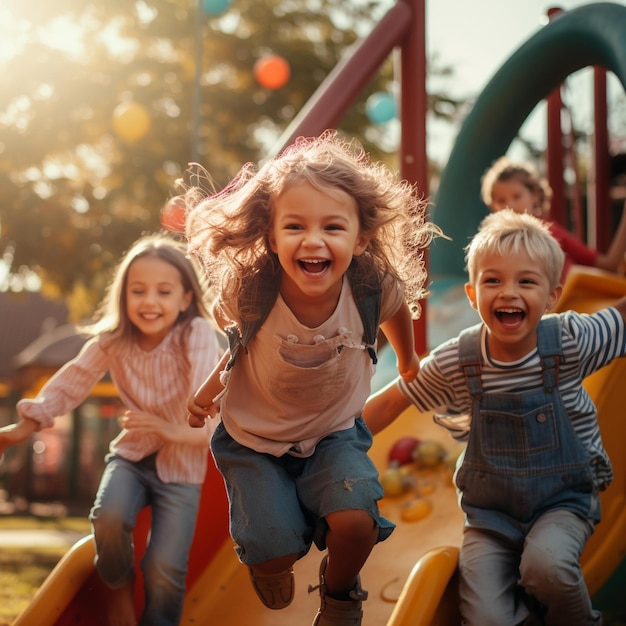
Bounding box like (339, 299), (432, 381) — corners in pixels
(593, 68), (610, 251)
(546, 7), (566, 227)
(399, 0), (428, 354)
(269, 1), (413, 155)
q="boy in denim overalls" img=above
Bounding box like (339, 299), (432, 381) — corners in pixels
(364, 209), (626, 625)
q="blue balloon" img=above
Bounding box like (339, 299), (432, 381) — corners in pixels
(201, 0), (231, 16)
(365, 92), (397, 124)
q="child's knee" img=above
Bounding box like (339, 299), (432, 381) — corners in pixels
(520, 542), (579, 594)
(326, 509), (375, 539)
(91, 510), (132, 543)
(142, 553), (185, 591)
(459, 569), (528, 626)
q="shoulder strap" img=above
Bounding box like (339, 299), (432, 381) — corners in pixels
(458, 323), (483, 397)
(225, 272), (280, 371)
(348, 264), (382, 365)
(536, 315), (563, 391)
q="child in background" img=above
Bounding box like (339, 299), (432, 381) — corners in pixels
(481, 156), (626, 281)
(184, 131), (440, 626)
(0, 234), (221, 626)
(364, 209), (626, 625)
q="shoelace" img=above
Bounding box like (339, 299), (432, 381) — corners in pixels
(308, 580), (368, 601)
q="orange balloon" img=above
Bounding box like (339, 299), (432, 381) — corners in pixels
(160, 198), (186, 232)
(254, 55), (290, 90)
(112, 101), (151, 143)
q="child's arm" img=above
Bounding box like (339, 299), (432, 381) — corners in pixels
(188, 349), (230, 428)
(120, 410), (210, 446)
(362, 378), (411, 435)
(0, 419), (38, 459)
(380, 300), (420, 382)
(614, 296), (626, 323)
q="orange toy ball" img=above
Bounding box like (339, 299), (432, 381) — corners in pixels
(160, 198), (186, 233)
(254, 55), (290, 90)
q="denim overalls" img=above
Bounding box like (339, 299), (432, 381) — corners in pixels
(455, 317), (599, 544)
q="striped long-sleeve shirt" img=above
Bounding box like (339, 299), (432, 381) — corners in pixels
(17, 317), (220, 484)
(399, 308), (626, 490)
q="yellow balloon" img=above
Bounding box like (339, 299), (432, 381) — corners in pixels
(112, 101), (151, 142)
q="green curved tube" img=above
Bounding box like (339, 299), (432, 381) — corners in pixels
(430, 2), (626, 279)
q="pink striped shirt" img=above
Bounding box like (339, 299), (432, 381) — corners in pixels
(17, 317), (220, 484)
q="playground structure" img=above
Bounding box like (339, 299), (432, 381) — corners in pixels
(13, 1), (626, 624)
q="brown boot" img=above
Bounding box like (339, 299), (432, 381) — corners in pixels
(309, 555), (367, 626)
(248, 566), (294, 609)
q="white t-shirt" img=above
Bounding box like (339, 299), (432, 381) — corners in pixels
(220, 275), (404, 457)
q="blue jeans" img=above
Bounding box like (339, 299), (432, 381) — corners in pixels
(89, 454), (201, 626)
(459, 510), (600, 625)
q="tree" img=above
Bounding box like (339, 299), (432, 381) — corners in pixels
(0, 0), (463, 318)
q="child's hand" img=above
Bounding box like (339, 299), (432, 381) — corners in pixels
(398, 353), (420, 383)
(120, 410), (166, 436)
(0, 419), (38, 459)
(187, 396), (214, 428)
(121, 410), (209, 445)
(188, 412), (208, 428)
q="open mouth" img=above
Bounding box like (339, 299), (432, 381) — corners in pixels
(140, 313), (161, 320)
(298, 259), (330, 274)
(495, 308), (525, 326)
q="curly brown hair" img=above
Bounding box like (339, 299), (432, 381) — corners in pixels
(183, 130), (442, 322)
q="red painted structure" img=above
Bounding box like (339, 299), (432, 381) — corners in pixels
(546, 6), (613, 253)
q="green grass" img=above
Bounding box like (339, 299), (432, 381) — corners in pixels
(0, 516), (91, 625)
(0, 514), (90, 532)
(0, 546), (68, 625)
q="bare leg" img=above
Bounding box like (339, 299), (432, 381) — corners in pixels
(324, 509), (377, 598)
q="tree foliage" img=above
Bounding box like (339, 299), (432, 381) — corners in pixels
(0, 0), (462, 319)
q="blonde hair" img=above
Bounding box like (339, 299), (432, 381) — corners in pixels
(86, 233), (212, 342)
(183, 130), (442, 320)
(480, 156), (552, 217)
(465, 209), (564, 289)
